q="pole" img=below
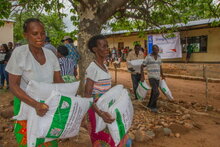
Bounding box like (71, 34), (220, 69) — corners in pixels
(203, 64), (208, 111)
(114, 63), (117, 84)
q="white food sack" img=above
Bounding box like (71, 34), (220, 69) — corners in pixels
(36, 90), (93, 138)
(159, 79), (174, 100)
(24, 80), (80, 147)
(13, 80), (80, 121)
(107, 89), (134, 146)
(95, 85), (124, 133)
(127, 59), (144, 73)
(136, 81), (151, 100)
(26, 80), (80, 99)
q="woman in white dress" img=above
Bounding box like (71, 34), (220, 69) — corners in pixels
(6, 18), (64, 147)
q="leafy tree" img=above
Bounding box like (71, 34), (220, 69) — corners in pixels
(1, 0), (220, 93)
(0, 0), (11, 26)
(12, 11), (68, 47)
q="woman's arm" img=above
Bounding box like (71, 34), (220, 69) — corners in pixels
(84, 78), (115, 123)
(53, 71), (64, 83)
(9, 73), (49, 116)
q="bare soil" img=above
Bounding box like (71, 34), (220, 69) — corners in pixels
(0, 70), (220, 147)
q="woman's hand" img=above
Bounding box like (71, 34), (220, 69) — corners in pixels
(35, 102), (49, 117)
(99, 111), (115, 124)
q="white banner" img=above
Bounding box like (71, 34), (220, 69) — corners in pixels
(148, 32), (182, 59)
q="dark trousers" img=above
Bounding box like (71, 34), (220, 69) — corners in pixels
(147, 78), (160, 109)
(131, 73), (141, 99)
(0, 64), (9, 87)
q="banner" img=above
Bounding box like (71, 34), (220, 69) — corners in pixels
(148, 32), (182, 59)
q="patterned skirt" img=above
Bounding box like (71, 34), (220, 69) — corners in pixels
(14, 120), (58, 147)
(13, 96), (58, 147)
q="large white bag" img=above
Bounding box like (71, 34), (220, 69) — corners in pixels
(107, 89), (134, 146)
(26, 80), (80, 99)
(14, 80), (80, 121)
(136, 81), (151, 100)
(159, 80), (174, 100)
(95, 85), (124, 133)
(127, 59), (144, 73)
(35, 91), (93, 138)
(22, 80), (80, 147)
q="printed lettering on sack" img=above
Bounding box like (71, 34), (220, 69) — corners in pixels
(122, 109), (132, 130)
(61, 101), (70, 109)
(50, 128), (62, 137)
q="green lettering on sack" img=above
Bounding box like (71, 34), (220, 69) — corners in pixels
(14, 96), (21, 116)
(115, 109), (126, 140)
(162, 88), (167, 92)
(140, 82), (149, 90)
(46, 96), (72, 138)
(108, 99), (115, 108)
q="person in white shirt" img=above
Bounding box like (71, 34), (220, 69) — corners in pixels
(6, 18), (64, 146)
(84, 35), (129, 146)
(127, 44), (145, 99)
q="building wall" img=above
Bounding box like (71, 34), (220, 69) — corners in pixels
(0, 22), (14, 44)
(107, 35), (146, 49)
(106, 27), (220, 62)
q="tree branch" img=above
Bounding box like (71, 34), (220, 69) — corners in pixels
(68, 0), (79, 11)
(97, 0), (130, 25)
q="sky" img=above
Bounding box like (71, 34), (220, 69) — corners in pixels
(62, 1), (75, 32)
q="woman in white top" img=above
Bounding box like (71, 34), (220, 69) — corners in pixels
(84, 35), (128, 146)
(6, 18), (63, 146)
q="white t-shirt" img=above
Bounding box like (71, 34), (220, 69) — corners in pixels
(85, 62), (111, 96)
(6, 44), (60, 90)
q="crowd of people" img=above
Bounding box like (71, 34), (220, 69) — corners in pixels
(0, 42), (14, 89)
(2, 17), (166, 146)
(106, 45), (147, 66)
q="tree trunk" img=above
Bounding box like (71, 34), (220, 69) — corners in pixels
(77, 8), (102, 95)
(76, 0), (130, 95)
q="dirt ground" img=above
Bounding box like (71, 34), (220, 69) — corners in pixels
(0, 70), (220, 147)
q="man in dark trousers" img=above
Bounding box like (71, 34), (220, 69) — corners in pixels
(127, 44), (145, 99)
(141, 44), (165, 113)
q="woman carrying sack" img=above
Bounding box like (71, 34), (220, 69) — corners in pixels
(84, 35), (129, 146)
(6, 18), (64, 147)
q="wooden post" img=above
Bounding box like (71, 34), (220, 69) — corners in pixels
(114, 63), (117, 84)
(203, 65), (208, 111)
